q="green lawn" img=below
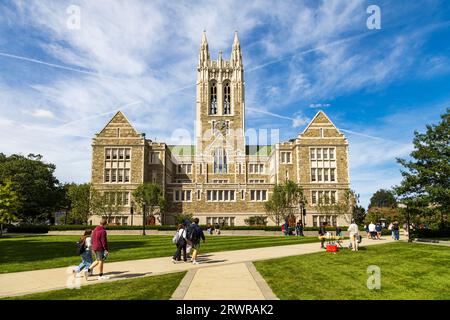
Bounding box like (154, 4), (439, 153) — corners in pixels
(0, 234), (318, 273)
(254, 242), (450, 300)
(3, 272), (186, 300)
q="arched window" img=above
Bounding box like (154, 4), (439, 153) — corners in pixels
(210, 82), (217, 115)
(223, 82), (231, 114)
(214, 148), (227, 173)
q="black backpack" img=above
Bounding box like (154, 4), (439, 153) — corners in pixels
(187, 224), (199, 242)
(76, 239), (86, 255)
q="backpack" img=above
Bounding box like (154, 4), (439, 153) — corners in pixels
(76, 239), (86, 255)
(187, 224), (200, 242)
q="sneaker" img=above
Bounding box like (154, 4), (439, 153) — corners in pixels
(192, 260), (198, 265)
(172, 258), (177, 264)
(98, 275), (110, 280)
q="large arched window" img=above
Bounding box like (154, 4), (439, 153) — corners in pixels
(223, 82), (231, 114)
(210, 82), (217, 115)
(214, 148), (227, 173)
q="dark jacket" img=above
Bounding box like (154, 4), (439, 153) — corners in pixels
(318, 226), (326, 236)
(92, 225), (108, 251)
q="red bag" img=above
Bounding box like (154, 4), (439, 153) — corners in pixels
(326, 244), (338, 252)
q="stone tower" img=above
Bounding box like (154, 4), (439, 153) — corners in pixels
(195, 31), (246, 182)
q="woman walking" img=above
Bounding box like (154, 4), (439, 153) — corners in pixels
(172, 224), (187, 263)
(73, 229), (93, 280)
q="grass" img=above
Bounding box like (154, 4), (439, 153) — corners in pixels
(0, 234), (318, 273)
(254, 242), (450, 300)
(3, 272), (186, 300)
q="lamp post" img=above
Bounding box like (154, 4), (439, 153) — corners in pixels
(142, 201), (146, 236)
(130, 201), (134, 227)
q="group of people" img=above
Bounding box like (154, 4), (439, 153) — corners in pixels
(364, 222), (383, 240)
(206, 223), (221, 235)
(172, 218), (206, 264)
(318, 220), (361, 252)
(388, 221), (401, 240)
(282, 221), (304, 236)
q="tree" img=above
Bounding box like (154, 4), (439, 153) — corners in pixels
(264, 181), (306, 226)
(0, 153), (61, 223)
(174, 213), (193, 226)
(369, 189), (397, 209)
(90, 188), (122, 224)
(132, 183), (166, 228)
(244, 216), (268, 226)
(0, 180), (19, 236)
(316, 189), (355, 225)
(395, 108), (450, 226)
(66, 183), (91, 224)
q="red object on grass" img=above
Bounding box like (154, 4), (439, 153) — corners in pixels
(326, 244), (338, 252)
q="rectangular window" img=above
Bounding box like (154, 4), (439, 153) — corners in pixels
(330, 168), (335, 182)
(118, 169), (123, 182)
(124, 169), (130, 183)
(317, 168), (322, 182)
(312, 191), (317, 204)
(250, 190), (267, 202)
(317, 148), (322, 159)
(150, 152), (160, 164)
(331, 191), (336, 204)
(323, 148), (328, 160)
(329, 148), (335, 159)
(175, 190), (180, 202)
(324, 168), (329, 182)
(112, 149), (118, 160)
(197, 190), (201, 200)
(318, 191), (324, 203)
(313, 215), (318, 227)
(125, 149), (131, 160)
(118, 149), (124, 160)
(311, 168), (316, 182)
(206, 190), (235, 202)
(105, 169), (110, 182)
(310, 148), (315, 160)
(111, 169), (117, 182)
(106, 149), (111, 160)
(124, 192), (129, 206)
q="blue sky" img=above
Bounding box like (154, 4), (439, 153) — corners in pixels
(0, 0), (449, 208)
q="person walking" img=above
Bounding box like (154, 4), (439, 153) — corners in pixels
(364, 224), (370, 239)
(73, 229), (93, 280)
(388, 222), (394, 239)
(172, 224), (187, 263)
(375, 222), (382, 240)
(295, 222), (301, 236)
(368, 222), (376, 239)
(335, 226), (343, 248)
(298, 221), (304, 236)
(183, 219), (192, 259)
(284, 220), (289, 236)
(86, 218), (110, 280)
(318, 222), (327, 249)
(348, 220), (360, 251)
(187, 218), (205, 265)
(393, 221), (400, 240)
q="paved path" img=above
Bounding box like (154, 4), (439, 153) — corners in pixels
(0, 237), (400, 298)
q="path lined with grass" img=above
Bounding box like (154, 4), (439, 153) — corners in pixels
(3, 272), (186, 300)
(0, 234), (318, 273)
(254, 242), (450, 300)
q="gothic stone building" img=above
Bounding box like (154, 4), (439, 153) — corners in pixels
(90, 32), (351, 227)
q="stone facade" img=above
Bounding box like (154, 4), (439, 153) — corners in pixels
(90, 32), (351, 227)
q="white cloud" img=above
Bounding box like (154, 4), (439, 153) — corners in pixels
(23, 108), (56, 119)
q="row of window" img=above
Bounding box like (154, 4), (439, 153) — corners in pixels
(177, 164), (193, 174)
(105, 148), (131, 161)
(103, 192), (130, 206)
(310, 148), (335, 160)
(311, 168), (336, 182)
(249, 179), (265, 183)
(248, 163), (265, 174)
(105, 216), (129, 226)
(312, 215), (338, 227)
(206, 216), (235, 227)
(311, 190), (337, 205)
(172, 190), (268, 202)
(105, 169), (130, 183)
(209, 82), (232, 115)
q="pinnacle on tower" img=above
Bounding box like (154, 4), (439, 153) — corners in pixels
(231, 31), (242, 66)
(199, 30), (210, 67)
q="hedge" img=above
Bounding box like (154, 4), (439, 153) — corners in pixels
(6, 224), (50, 234)
(411, 228), (450, 239)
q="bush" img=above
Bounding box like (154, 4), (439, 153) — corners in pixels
(49, 225), (178, 231)
(411, 227), (450, 239)
(6, 224), (49, 233)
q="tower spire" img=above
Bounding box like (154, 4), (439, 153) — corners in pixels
(199, 30), (210, 67)
(231, 31), (242, 66)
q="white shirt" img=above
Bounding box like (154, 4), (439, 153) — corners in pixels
(177, 228), (186, 239)
(348, 223), (359, 236)
(85, 237), (92, 250)
(369, 223), (376, 232)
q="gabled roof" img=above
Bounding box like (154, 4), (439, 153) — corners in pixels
(299, 110), (345, 138)
(96, 111), (141, 138)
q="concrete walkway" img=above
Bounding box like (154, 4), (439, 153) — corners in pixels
(0, 237), (399, 298)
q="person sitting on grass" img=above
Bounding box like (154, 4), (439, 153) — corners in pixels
(86, 218), (110, 280)
(73, 229), (93, 280)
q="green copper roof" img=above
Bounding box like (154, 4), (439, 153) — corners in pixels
(168, 145), (273, 156)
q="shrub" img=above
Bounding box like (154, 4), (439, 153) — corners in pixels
(6, 224), (49, 233)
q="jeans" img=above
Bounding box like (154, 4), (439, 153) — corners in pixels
(173, 241), (187, 261)
(75, 250), (93, 272)
(394, 230), (400, 240)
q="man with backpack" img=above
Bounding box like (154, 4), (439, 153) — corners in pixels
(186, 218), (205, 265)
